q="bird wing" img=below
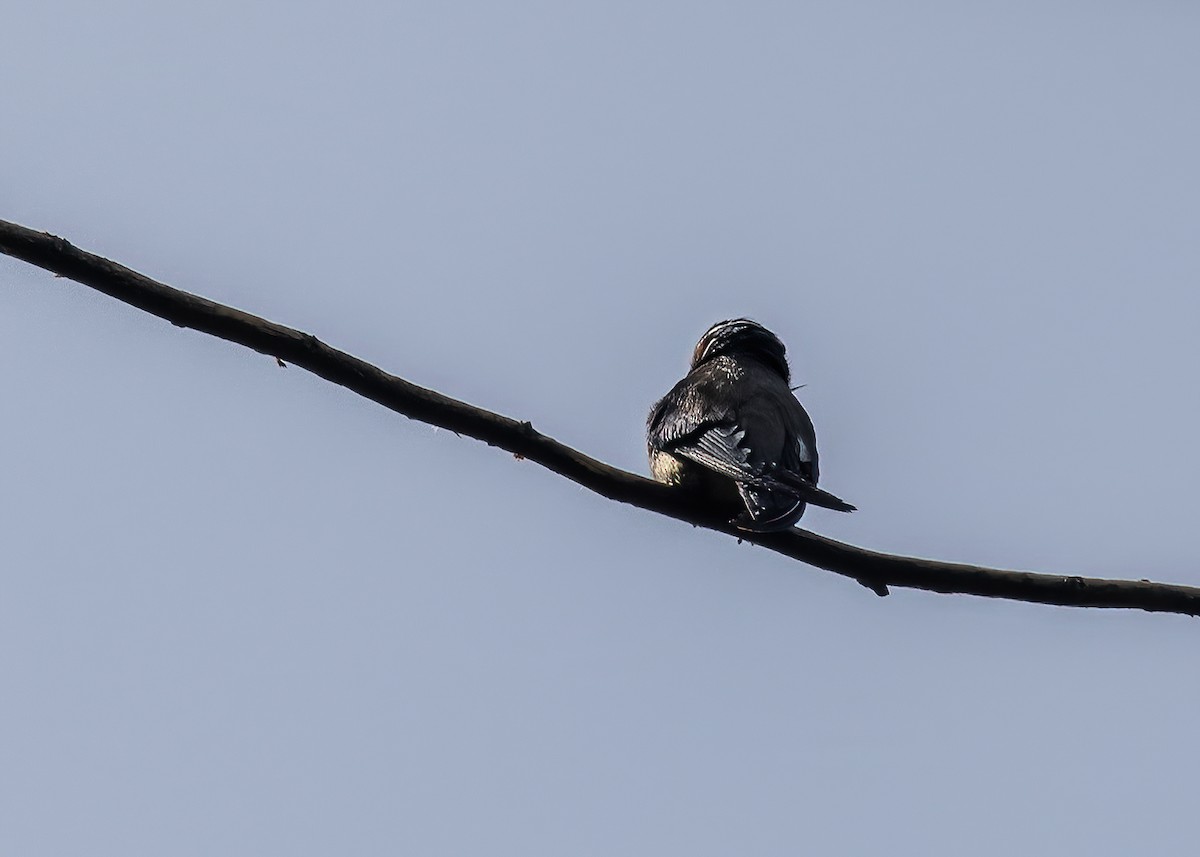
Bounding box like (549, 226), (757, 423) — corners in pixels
(673, 422), (757, 482)
(647, 369), (757, 481)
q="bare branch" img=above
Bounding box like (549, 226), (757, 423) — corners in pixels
(3, 217), (1197, 617)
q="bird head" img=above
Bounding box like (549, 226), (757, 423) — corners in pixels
(691, 318), (790, 383)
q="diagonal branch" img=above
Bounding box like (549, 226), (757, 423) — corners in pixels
(3, 217), (1197, 617)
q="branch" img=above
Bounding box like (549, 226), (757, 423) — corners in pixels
(3, 217), (1197, 617)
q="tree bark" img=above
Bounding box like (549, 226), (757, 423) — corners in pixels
(3, 218), (1197, 616)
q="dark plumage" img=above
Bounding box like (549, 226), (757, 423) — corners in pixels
(647, 318), (854, 531)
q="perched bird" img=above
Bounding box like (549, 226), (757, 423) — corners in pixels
(647, 318), (854, 531)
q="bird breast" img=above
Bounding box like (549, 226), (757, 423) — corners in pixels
(649, 449), (689, 485)
(649, 449), (743, 507)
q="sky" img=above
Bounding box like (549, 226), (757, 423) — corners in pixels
(3, 2), (1199, 854)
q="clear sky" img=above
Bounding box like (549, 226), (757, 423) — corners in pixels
(3, 2), (1199, 854)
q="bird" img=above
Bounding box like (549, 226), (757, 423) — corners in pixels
(647, 318), (855, 531)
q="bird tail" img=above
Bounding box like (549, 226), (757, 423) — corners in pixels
(734, 475), (856, 532)
(757, 471), (857, 513)
(735, 485), (807, 531)
(795, 483), (856, 513)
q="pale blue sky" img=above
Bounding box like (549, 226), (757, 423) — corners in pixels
(3, 2), (1199, 854)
